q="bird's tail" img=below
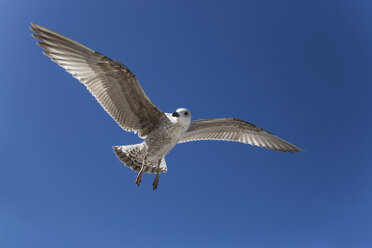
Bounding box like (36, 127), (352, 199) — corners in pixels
(113, 144), (167, 174)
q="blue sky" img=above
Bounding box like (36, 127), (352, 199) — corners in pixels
(1, 0), (371, 247)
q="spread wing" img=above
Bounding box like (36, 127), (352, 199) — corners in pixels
(31, 23), (164, 138)
(179, 118), (303, 153)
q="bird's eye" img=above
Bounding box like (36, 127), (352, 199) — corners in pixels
(184, 112), (189, 116)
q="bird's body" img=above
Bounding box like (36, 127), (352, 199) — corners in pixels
(31, 23), (303, 190)
(145, 112), (190, 161)
(113, 110), (190, 177)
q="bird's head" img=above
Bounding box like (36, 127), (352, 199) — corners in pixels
(172, 108), (191, 126)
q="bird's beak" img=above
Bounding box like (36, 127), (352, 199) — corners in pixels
(172, 112), (180, 117)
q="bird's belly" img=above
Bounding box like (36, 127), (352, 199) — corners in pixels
(145, 125), (185, 160)
(147, 139), (178, 160)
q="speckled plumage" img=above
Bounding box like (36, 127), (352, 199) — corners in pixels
(113, 113), (189, 174)
(31, 23), (303, 189)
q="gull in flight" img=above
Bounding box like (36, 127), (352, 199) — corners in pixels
(31, 23), (303, 190)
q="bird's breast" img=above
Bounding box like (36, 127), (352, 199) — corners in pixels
(145, 122), (187, 160)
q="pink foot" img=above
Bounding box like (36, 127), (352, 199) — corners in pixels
(135, 170), (143, 186)
(152, 174), (159, 190)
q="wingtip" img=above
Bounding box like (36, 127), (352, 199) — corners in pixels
(278, 147), (304, 153)
(30, 23), (51, 35)
(30, 22), (41, 28)
(31, 34), (40, 40)
(30, 24), (42, 34)
(30, 23), (39, 31)
(293, 147), (304, 153)
(295, 145), (305, 152)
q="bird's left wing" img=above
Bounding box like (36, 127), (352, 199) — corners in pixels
(30, 23), (164, 138)
(179, 118), (303, 153)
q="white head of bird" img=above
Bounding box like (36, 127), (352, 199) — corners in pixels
(171, 108), (191, 127)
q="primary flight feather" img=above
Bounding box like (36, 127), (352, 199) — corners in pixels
(31, 23), (303, 190)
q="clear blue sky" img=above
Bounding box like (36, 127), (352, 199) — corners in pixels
(1, 0), (371, 247)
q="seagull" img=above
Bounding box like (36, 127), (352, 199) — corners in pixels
(31, 23), (303, 190)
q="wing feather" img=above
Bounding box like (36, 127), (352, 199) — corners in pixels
(179, 118), (303, 153)
(31, 23), (164, 138)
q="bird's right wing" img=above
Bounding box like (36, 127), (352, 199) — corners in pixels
(31, 23), (164, 138)
(179, 118), (303, 153)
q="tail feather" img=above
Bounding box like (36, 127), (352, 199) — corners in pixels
(113, 144), (167, 174)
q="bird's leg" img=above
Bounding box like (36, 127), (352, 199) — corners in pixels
(135, 154), (147, 186)
(152, 159), (161, 190)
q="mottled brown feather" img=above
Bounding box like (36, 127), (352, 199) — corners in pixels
(180, 118), (303, 153)
(31, 23), (164, 138)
